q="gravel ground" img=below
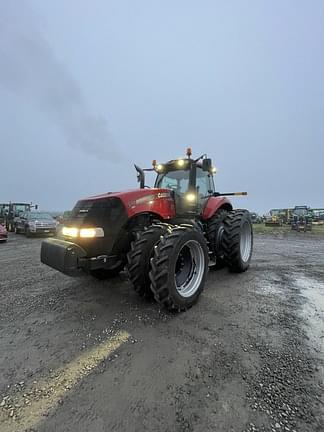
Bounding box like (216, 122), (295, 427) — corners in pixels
(0, 232), (323, 432)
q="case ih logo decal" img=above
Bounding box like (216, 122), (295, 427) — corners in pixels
(128, 192), (171, 208)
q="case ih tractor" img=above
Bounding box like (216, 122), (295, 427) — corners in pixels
(41, 149), (253, 311)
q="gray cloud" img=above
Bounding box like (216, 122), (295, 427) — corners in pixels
(0, 0), (323, 212)
(0, 2), (122, 161)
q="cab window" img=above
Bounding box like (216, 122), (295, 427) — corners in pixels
(196, 168), (214, 197)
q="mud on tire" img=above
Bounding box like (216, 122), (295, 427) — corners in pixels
(126, 224), (169, 298)
(149, 225), (209, 311)
(223, 210), (253, 272)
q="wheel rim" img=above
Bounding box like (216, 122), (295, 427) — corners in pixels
(174, 240), (205, 298)
(240, 221), (252, 262)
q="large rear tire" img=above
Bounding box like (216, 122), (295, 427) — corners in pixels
(206, 209), (228, 269)
(150, 226), (209, 311)
(223, 210), (253, 272)
(126, 224), (169, 299)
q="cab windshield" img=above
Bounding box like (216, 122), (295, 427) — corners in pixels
(293, 208), (308, 216)
(13, 204), (30, 216)
(155, 169), (189, 193)
(155, 167), (214, 197)
(14, 204), (30, 213)
(27, 212), (53, 220)
(270, 210), (280, 216)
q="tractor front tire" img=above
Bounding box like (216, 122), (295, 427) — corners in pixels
(223, 210), (253, 273)
(206, 209), (228, 269)
(126, 224), (169, 299)
(150, 226), (209, 311)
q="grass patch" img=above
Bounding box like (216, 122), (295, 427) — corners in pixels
(252, 224), (324, 236)
(252, 224), (290, 235)
(312, 225), (324, 235)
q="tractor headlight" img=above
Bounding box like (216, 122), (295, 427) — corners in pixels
(62, 227), (78, 237)
(62, 226), (104, 238)
(177, 159), (185, 167)
(80, 228), (104, 238)
(185, 193), (197, 202)
(155, 164), (164, 172)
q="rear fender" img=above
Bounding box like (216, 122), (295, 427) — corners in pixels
(202, 197), (233, 220)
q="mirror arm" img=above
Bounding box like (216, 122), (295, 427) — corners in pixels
(134, 164), (145, 189)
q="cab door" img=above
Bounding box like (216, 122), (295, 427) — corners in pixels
(196, 168), (214, 212)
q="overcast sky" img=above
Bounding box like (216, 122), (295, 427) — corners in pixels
(0, 0), (323, 213)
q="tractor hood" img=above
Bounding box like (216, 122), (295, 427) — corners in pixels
(60, 188), (175, 258)
(84, 188), (170, 201)
(83, 188), (176, 220)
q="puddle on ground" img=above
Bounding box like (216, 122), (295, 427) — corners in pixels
(256, 273), (286, 297)
(256, 271), (324, 379)
(293, 274), (324, 357)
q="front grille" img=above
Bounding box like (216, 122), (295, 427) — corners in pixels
(35, 222), (56, 228)
(65, 197), (128, 257)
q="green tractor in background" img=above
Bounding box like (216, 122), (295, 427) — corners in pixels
(291, 206), (313, 232)
(3, 202), (38, 232)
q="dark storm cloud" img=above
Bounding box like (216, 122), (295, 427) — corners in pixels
(0, 2), (122, 161)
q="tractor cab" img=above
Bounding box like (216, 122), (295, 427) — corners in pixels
(292, 206), (310, 217)
(154, 158), (215, 216)
(136, 148), (217, 217)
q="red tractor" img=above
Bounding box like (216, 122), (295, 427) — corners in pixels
(41, 149), (253, 311)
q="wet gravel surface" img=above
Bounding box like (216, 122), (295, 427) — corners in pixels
(0, 232), (323, 432)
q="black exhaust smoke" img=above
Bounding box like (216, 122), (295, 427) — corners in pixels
(0, 1), (122, 161)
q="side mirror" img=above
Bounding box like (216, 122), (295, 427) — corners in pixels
(35, 205), (38, 210)
(134, 164), (145, 189)
(202, 158), (212, 172)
